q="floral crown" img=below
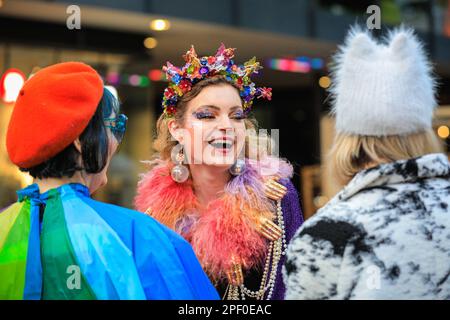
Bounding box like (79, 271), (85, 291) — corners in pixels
(161, 43), (272, 117)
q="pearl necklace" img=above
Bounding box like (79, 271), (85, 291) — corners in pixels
(226, 200), (287, 300)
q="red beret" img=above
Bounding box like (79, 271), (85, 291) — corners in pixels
(6, 62), (104, 168)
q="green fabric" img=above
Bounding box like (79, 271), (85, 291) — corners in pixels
(0, 202), (31, 299)
(41, 190), (96, 300)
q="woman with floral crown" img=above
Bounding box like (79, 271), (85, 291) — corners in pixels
(134, 44), (304, 300)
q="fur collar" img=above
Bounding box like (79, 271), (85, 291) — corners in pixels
(135, 157), (293, 281)
(338, 153), (450, 201)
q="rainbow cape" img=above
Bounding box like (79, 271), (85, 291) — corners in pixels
(0, 183), (219, 300)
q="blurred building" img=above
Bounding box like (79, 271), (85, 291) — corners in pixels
(0, 0), (450, 215)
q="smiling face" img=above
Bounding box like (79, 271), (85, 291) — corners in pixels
(169, 83), (246, 168)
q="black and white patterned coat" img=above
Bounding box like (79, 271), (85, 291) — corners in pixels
(284, 153), (450, 299)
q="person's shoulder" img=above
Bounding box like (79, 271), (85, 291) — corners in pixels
(278, 177), (294, 189)
(85, 198), (190, 245)
(278, 178), (299, 199)
(252, 155), (298, 199)
(134, 160), (191, 213)
(290, 198), (365, 251)
(0, 202), (21, 215)
(1, 202), (15, 211)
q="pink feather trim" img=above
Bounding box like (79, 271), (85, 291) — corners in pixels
(134, 162), (197, 229)
(247, 155), (293, 179)
(191, 194), (270, 280)
(134, 157), (292, 281)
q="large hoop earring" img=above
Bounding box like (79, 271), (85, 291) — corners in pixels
(171, 144), (190, 183)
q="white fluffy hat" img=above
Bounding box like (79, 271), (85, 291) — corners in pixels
(329, 27), (436, 136)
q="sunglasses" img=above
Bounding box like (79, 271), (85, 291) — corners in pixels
(104, 113), (128, 144)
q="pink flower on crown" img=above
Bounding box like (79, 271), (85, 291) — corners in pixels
(258, 87), (272, 100)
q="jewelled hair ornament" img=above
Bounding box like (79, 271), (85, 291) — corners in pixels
(161, 43), (272, 117)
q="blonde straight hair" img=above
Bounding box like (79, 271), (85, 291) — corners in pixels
(328, 129), (443, 186)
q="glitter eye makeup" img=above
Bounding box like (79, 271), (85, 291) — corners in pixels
(193, 110), (215, 120)
(231, 110), (246, 120)
(192, 106), (245, 121)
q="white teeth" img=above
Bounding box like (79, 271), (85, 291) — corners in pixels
(209, 140), (233, 149)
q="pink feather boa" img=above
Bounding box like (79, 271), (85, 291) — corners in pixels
(134, 157), (293, 281)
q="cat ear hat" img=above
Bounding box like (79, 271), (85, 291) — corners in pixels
(329, 26), (436, 136)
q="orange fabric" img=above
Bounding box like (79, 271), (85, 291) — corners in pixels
(6, 62), (104, 168)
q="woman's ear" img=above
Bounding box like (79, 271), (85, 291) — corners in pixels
(168, 119), (184, 144)
(74, 138), (82, 154)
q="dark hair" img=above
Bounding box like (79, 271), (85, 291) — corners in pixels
(20, 88), (120, 179)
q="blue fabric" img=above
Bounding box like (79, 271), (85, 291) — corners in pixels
(22, 204), (42, 299)
(60, 185), (146, 300)
(83, 191), (219, 300)
(14, 183), (219, 300)
(17, 184), (44, 300)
